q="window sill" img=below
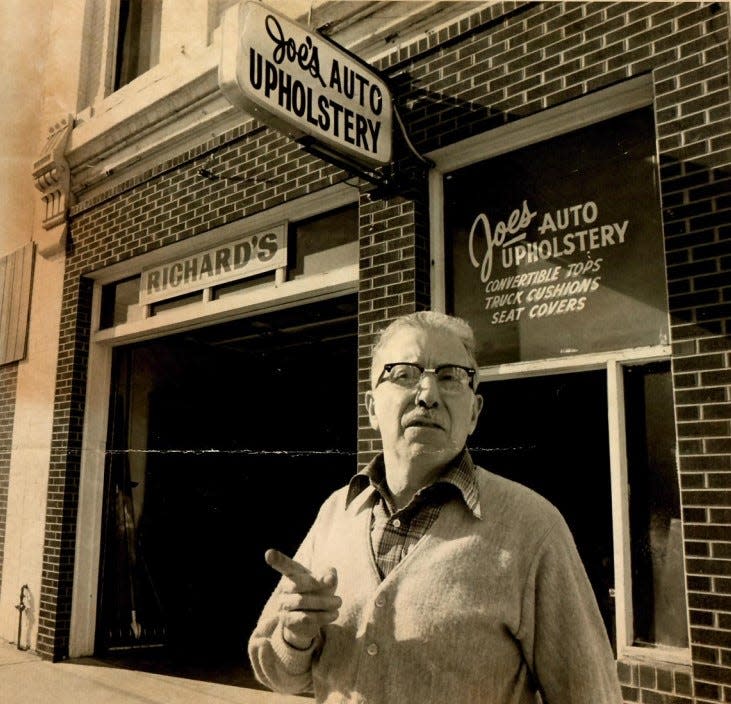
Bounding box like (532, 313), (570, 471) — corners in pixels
(618, 644), (692, 669)
(67, 40), (244, 202)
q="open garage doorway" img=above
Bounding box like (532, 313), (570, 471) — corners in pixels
(96, 295), (358, 684)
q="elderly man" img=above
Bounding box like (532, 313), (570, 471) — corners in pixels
(249, 311), (622, 703)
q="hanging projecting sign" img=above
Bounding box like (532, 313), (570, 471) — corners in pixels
(446, 107), (670, 366)
(140, 223), (287, 305)
(218, 1), (392, 167)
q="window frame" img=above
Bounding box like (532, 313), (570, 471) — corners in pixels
(428, 75), (691, 666)
(91, 0), (210, 105)
(113, 0), (163, 92)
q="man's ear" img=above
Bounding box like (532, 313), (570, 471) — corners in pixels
(468, 393), (484, 434)
(365, 390), (380, 431)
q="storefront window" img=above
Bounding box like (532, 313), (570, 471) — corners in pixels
(440, 96), (687, 660)
(445, 107), (669, 367)
(624, 362), (688, 649)
(471, 370), (616, 642)
(471, 363), (688, 656)
(150, 290), (203, 315)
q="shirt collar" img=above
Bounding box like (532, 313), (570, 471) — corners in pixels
(346, 448), (482, 519)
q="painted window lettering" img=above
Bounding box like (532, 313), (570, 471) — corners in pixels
(565, 259), (603, 277)
(468, 200), (537, 284)
(529, 297), (587, 318)
(537, 201), (599, 234)
(525, 277), (601, 302)
(465, 197), (631, 326)
(501, 223), (627, 268)
(483, 266), (562, 293)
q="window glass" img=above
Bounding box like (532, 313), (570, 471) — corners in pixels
(471, 371), (616, 645)
(289, 205), (358, 280)
(150, 290), (203, 315)
(213, 271), (276, 299)
(100, 276), (142, 329)
(624, 362), (688, 648)
(444, 108), (668, 366)
(115, 0), (162, 90)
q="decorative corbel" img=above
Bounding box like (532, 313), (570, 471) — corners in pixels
(32, 115), (73, 258)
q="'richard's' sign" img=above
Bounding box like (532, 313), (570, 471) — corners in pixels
(140, 223), (287, 305)
(219, 1), (392, 167)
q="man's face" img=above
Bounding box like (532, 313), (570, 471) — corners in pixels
(365, 326), (483, 466)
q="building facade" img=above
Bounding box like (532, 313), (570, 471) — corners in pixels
(1, 1), (730, 702)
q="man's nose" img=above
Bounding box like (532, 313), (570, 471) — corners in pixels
(415, 373), (441, 407)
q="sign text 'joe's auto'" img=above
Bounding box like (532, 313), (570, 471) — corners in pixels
(219, 1), (393, 168)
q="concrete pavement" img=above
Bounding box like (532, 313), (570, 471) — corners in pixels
(0, 639), (310, 703)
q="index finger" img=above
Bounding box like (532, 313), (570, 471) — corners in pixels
(265, 549), (321, 591)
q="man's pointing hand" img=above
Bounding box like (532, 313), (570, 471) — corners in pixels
(265, 549), (340, 650)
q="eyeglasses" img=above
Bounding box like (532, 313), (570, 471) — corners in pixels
(376, 362), (477, 393)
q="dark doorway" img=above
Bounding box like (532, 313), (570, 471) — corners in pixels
(96, 295), (358, 683)
(469, 369), (616, 645)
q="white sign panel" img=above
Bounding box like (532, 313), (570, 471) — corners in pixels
(140, 223), (287, 305)
(219, 1), (392, 167)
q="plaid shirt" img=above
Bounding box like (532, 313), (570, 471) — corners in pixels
(346, 450), (482, 579)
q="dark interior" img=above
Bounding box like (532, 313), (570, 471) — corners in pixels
(96, 295), (358, 684)
(470, 369), (616, 646)
(96, 299), (617, 682)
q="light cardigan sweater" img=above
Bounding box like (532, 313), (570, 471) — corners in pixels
(249, 464), (622, 703)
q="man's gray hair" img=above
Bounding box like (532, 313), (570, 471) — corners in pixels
(370, 311), (478, 383)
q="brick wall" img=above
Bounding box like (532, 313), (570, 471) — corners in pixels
(657, 3), (731, 696)
(40, 1), (731, 700)
(357, 184), (431, 467)
(0, 362), (19, 595)
(367, 1), (731, 701)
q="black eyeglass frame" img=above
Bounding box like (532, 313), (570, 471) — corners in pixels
(376, 362), (478, 391)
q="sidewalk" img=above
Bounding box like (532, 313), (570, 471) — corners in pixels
(0, 639), (310, 703)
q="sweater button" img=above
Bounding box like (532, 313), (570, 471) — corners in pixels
(367, 643), (379, 656)
(392, 518), (401, 528)
(375, 595), (386, 608)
